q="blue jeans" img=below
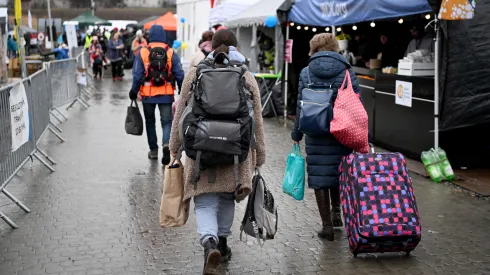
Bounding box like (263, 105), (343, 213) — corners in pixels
(194, 193), (235, 245)
(142, 103), (172, 151)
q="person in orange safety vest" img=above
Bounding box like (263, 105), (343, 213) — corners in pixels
(129, 25), (184, 165)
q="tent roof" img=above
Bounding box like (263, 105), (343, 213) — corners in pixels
(70, 11), (111, 27)
(137, 16), (160, 27)
(286, 0), (432, 27)
(144, 12), (177, 31)
(226, 0), (284, 28)
(209, 2), (252, 25)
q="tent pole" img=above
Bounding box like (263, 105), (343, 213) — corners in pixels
(47, 0), (54, 49)
(284, 24), (290, 127)
(434, 17), (440, 149)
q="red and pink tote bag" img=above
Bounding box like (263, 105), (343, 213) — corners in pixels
(330, 70), (369, 153)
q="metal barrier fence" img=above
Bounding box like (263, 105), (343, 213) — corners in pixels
(0, 51), (92, 229)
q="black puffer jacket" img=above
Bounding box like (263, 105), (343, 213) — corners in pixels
(291, 51), (361, 190)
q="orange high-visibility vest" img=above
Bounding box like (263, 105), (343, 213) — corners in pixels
(139, 42), (174, 97)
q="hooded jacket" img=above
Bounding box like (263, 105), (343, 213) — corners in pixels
(131, 25), (185, 104)
(291, 51), (362, 190)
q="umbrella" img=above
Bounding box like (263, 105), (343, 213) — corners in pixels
(144, 12), (177, 31)
(70, 11), (112, 28)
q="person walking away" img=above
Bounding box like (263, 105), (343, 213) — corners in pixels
(131, 30), (147, 57)
(129, 25), (185, 164)
(291, 33), (362, 241)
(91, 46), (104, 80)
(108, 32), (125, 81)
(190, 31), (213, 67)
(169, 29), (266, 275)
(84, 32), (93, 51)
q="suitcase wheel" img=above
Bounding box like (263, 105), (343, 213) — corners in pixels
(405, 251), (411, 257)
(353, 253), (358, 258)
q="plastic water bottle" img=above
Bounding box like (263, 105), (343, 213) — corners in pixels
(434, 148), (455, 181)
(421, 150), (443, 183)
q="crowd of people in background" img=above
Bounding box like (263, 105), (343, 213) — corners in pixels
(79, 26), (151, 81)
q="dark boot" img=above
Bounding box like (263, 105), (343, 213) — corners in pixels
(202, 239), (221, 275)
(217, 236), (232, 263)
(330, 187), (344, 227)
(314, 189), (334, 241)
(162, 145), (171, 165)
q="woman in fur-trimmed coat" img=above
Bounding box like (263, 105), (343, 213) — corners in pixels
(169, 28), (266, 275)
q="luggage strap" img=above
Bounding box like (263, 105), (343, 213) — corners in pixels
(233, 155), (241, 198)
(192, 151), (202, 190)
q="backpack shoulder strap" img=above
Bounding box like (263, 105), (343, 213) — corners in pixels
(166, 47), (174, 72)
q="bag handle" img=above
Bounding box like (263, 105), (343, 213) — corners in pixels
(130, 99), (139, 108)
(340, 69), (353, 91)
(213, 52), (230, 65)
(291, 144), (301, 155)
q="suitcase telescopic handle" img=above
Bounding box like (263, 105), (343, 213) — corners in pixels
(369, 143), (375, 153)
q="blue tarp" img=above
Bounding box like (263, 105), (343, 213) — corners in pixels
(288, 0), (433, 26)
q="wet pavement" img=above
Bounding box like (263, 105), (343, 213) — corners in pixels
(1, 74), (490, 275)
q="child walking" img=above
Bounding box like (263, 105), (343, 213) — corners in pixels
(91, 46), (104, 80)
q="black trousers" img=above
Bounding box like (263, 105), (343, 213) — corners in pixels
(92, 63), (102, 78)
(111, 60), (123, 78)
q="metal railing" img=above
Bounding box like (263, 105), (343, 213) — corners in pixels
(0, 47), (92, 229)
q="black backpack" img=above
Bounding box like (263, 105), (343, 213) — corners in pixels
(146, 46), (174, 87)
(180, 54), (255, 195)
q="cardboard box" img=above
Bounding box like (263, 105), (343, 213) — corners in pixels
(398, 62), (435, 76)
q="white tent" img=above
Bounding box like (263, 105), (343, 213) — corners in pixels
(209, 2), (254, 25)
(226, 0), (283, 27)
(225, 0), (284, 73)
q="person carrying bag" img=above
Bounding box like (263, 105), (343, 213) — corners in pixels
(291, 33), (367, 241)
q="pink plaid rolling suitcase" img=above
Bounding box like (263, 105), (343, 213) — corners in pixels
(339, 145), (421, 257)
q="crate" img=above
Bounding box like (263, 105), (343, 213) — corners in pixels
(398, 62), (435, 76)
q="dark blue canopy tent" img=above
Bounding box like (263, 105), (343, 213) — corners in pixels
(287, 0), (432, 27)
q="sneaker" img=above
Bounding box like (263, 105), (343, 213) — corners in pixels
(118, 77), (123, 81)
(217, 237), (232, 263)
(112, 77), (116, 81)
(162, 146), (171, 165)
(202, 239), (221, 275)
(148, 150), (158, 160)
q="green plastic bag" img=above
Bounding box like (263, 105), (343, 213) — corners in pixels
(282, 144), (305, 200)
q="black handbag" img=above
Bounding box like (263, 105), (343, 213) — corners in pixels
(125, 100), (144, 136)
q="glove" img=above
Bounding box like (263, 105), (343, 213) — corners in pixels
(129, 90), (137, 100)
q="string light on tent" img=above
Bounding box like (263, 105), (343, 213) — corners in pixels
(398, 18), (404, 24)
(425, 14), (431, 20)
(336, 27), (341, 32)
(304, 26), (309, 30)
(325, 27), (330, 32)
(296, 25), (301, 30)
(290, 22), (295, 27)
(370, 21), (376, 27)
(312, 27), (317, 32)
(352, 25), (357, 31)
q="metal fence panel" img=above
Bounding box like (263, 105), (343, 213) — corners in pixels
(49, 59), (78, 108)
(29, 69), (52, 143)
(0, 81), (37, 190)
